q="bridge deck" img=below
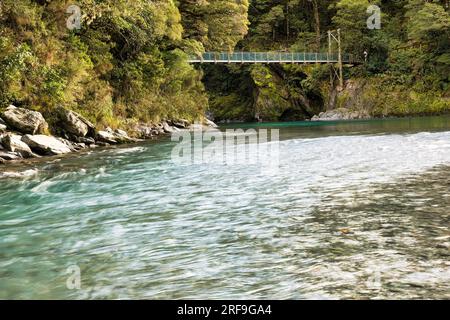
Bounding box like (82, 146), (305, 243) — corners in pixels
(188, 52), (359, 64)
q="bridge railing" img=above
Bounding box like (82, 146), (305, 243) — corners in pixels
(189, 52), (359, 64)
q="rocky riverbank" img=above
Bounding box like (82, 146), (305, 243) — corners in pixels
(0, 105), (213, 167)
(310, 108), (370, 121)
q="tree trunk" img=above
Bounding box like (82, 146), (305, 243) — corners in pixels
(286, 1), (290, 42)
(312, 0), (321, 51)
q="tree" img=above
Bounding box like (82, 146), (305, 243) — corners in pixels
(406, 1), (450, 86)
(179, 0), (249, 51)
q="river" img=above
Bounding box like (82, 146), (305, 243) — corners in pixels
(0, 117), (449, 299)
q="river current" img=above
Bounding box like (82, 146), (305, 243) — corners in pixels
(0, 117), (449, 299)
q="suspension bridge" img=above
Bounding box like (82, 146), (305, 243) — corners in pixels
(188, 52), (358, 65)
(187, 30), (361, 88)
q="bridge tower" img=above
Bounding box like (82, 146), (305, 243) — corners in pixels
(327, 29), (344, 89)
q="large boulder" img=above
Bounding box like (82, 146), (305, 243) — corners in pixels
(1, 105), (48, 134)
(96, 129), (118, 144)
(1, 134), (38, 158)
(55, 107), (96, 138)
(21, 135), (72, 155)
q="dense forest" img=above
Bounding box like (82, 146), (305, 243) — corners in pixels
(0, 0), (449, 127)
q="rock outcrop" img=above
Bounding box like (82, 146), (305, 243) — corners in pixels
(0, 115), (213, 167)
(55, 107), (96, 138)
(1, 105), (48, 134)
(21, 135), (72, 155)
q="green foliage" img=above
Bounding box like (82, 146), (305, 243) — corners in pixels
(205, 0), (450, 121)
(0, 0), (250, 126)
(179, 0), (249, 51)
(405, 1), (450, 88)
(1, 0), (449, 124)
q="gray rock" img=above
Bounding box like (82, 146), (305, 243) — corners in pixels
(172, 119), (190, 129)
(74, 143), (86, 150)
(1, 105), (48, 134)
(115, 129), (139, 143)
(154, 123), (165, 134)
(96, 130), (118, 144)
(114, 129), (129, 138)
(95, 141), (110, 147)
(0, 151), (21, 161)
(204, 118), (218, 128)
(55, 107), (96, 138)
(0, 157), (5, 164)
(22, 135), (72, 155)
(189, 123), (204, 131)
(57, 138), (78, 152)
(310, 108), (369, 122)
(134, 125), (153, 139)
(162, 121), (174, 133)
(1, 134), (38, 158)
(133, 123), (159, 139)
(73, 136), (95, 145)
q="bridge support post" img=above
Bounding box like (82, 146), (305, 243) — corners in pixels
(328, 29), (344, 89)
(337, 29), (344, 88)
(328, 31), (332, 87)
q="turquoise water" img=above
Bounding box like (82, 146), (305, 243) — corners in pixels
(0, 117), (449, 299)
